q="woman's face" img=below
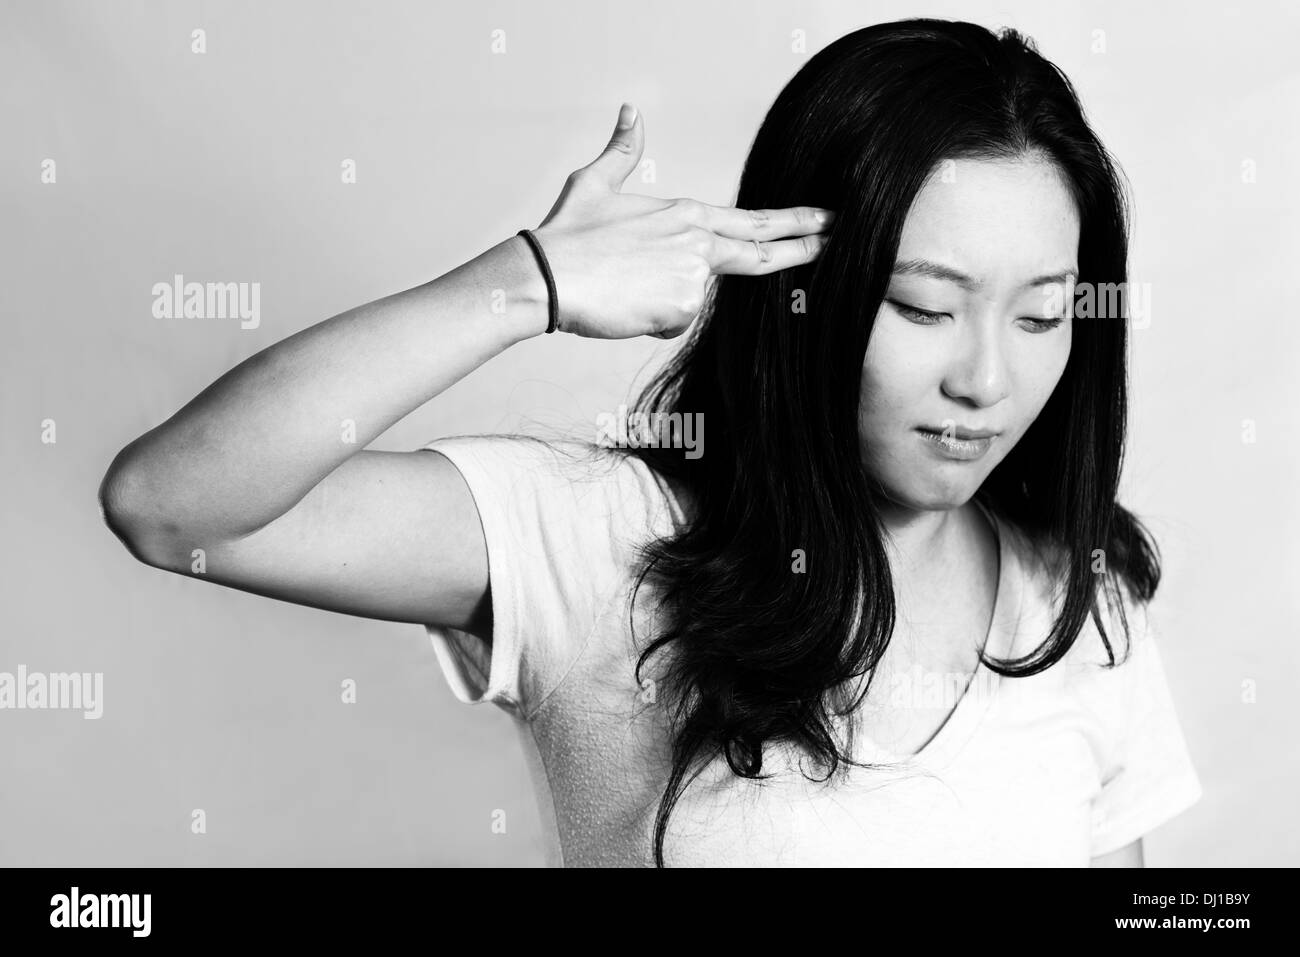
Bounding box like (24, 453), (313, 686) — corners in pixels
(858, 152), (1079, 511)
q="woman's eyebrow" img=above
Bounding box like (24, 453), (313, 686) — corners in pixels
(892, 258), (1077, 291)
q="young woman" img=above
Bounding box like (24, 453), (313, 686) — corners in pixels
(99, 19), (1203, 867)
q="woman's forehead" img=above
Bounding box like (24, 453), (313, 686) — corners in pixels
(894, 155), (1080, 286)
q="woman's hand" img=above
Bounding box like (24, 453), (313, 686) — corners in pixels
(529, 103), (835, 340)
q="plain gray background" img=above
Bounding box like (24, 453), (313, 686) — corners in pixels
(2, 0), (1297, 866)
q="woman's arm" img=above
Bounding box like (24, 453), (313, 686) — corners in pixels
(101, 235), (547, 547)
(98, 102), (831, 637)
(98, 235), (545, 636)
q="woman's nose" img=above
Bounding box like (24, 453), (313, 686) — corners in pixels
(941, 318), (1011, 407)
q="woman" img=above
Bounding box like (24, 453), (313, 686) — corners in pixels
(99, 18), (1202, 867)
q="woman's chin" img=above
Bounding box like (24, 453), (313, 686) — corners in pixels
(874, 483), (974, 515)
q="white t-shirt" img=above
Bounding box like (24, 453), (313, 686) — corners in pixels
(420, 433), (1204, 867)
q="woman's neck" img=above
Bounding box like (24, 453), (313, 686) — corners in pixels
(878, 498), (992, 598)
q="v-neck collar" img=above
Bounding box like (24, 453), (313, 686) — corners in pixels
(854, 497), (1024, 767)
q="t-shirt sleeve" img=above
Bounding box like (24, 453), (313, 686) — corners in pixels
(1087, 591), (1204, 857)
(417, 433), (672, 721)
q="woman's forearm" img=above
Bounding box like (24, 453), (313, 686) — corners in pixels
(100, 98), (833, 552)
(100, 234), (548, 543)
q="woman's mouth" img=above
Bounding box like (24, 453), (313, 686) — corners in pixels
(915, 427), (996, 461)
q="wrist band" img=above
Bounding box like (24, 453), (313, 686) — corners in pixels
(516, 228), (560, 334)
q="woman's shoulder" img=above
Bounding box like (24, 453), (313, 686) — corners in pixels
(421, 431), (687, 549)
(987, 506), (1152, 670)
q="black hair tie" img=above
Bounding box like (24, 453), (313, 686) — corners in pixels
(516, 228), (560, 334)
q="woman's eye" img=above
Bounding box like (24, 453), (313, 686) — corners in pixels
(889, 300), (947, 324)
(889, 299), (1068, 332)
(1020, 316), (1067, 333)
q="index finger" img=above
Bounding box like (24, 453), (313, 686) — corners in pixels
(695, 203), (836, 241)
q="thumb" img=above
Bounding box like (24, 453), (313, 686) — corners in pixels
(583, 102), (642, 192)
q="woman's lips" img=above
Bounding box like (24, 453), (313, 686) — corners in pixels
(915, 427), (995, 461)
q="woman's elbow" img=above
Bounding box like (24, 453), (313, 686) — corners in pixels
(98, 451), (181, 569)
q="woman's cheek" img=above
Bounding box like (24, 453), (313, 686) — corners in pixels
(864, 321), (937, 397)
(1032, 332), (1072, 406)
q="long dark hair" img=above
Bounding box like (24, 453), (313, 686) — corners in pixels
(616, 18), (1161, 866)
